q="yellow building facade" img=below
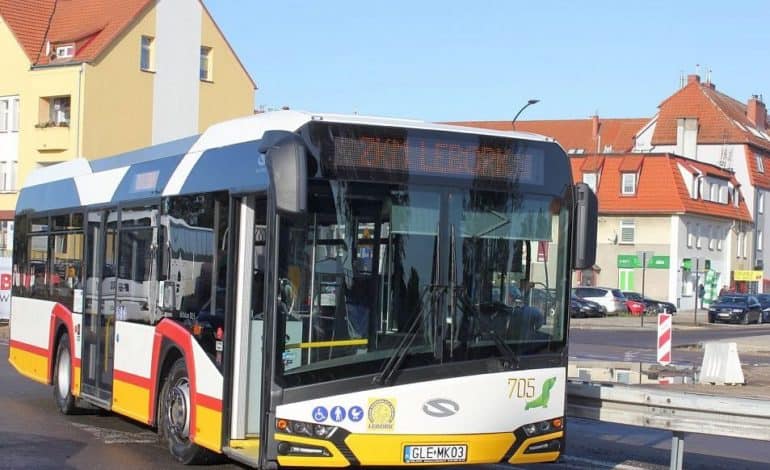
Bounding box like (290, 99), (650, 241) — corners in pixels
(0, 0), (255, 252)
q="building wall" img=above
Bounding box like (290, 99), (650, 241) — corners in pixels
(0, 17), (31, 214)
(152, 0), (202, 144)
(17, 66), (82, 195)
(81, 4), (156, 158)
(197, 8), (255, 132)
(594, 215), (671, 300)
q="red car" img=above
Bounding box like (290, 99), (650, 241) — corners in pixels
(626, 299), (645, 316)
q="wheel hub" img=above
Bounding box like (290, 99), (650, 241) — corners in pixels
(166, 379), (191, 439)
(57, 347), (70, 399)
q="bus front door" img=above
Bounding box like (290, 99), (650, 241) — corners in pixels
(80, 210), (117, 404)
(224, 195), (267, 464)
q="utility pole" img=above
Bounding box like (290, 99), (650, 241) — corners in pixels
(694, 258), (700, 325)
(511, 99), (540, 130)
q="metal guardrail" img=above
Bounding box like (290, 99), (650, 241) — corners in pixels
(567, 380), (770, 469)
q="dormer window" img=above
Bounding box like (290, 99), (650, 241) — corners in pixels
(757, 155), (765, 173)
(621, 172), (637, 195)
(582, 172), (598, 192)
(55, 44), (74, 59)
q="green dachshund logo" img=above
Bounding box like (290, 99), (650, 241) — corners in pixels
(525, 377), (556, 410)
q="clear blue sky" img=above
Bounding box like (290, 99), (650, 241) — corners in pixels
(203, 1), (770, 122)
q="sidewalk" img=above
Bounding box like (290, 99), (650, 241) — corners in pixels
(570, 309), (714, 330)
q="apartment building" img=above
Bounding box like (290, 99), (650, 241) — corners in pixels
(0, 0), (256, 253)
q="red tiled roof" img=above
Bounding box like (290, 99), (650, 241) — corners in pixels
(570, 153), (752, 222)
(618, 155), (643, 172)
(746, 146), (770, 190)
(0, 0), (153, 64)
(0, 0), (56, 62)
(452, 118), (648, 154)
(581, 155), (604, 172)
(652, 79), (770, 152)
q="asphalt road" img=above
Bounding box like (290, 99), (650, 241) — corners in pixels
(3, 323), (770, 470)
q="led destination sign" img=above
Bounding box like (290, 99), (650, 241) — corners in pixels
(323, 128), (545, 185)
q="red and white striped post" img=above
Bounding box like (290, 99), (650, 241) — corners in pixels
(657, 312), (672, 366)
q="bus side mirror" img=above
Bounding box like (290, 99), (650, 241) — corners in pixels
(573, 183), (597, 270)
(263, 133), (307, 214)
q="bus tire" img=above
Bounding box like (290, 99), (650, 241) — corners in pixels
(160, 358), (210, 464)
(53, 332), (76, 415)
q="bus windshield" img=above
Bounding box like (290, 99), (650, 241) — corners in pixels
(275, 179), (570, 386)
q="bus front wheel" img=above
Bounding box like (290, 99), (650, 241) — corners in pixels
(53, 332), (76, 414)
(160, 358), (210, 464)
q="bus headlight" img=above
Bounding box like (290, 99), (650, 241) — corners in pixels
(521, 418), (563, 437)
(276, 418), (337, 439)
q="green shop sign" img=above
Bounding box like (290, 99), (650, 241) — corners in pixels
(617, 255), (670, 269)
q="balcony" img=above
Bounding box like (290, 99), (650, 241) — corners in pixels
(34, 123), (71, 152)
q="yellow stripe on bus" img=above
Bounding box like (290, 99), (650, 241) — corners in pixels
(508, 430), (563, 464)
(194, 405), (222, 453)
(8, 346), (49, 385)
(112, 379), (151, 424)
(73, 365), (81, 397)
(286, 339), (368, 349)
(345, 432), (515, 466)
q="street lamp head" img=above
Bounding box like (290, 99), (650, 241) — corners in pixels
(511, 99), (540, 130)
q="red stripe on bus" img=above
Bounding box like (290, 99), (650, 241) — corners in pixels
(50, 303), (75, 384)
(9, 339), (49, 357)
(196, 393), (223, 412)
(114, 369), (152, 389)
(148, 320), (197, 438)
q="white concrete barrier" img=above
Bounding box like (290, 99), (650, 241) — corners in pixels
(699, 342), (744, 385)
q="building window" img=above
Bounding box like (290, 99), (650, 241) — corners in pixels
(717, 235), (723, 251)
(40, 96), (70, 126)
(695, 224), (702, 249)
(737, 232), (744, 259)
(709, 183), (718, 202)
(621, 173), (636, 195)
(758, 155), (765, 173)
(686, 225), (694, 248)
(582, 172), (597, 192)
(758, 230), (764, 251)
(55, 44), (74, 58)
(140, 35), (154, 71)
(708, 226), (715, 250)
(200, 46), (212, 81)
(720, 186), (728, 204)
(0, 99), (7, 132)
(619, 219), (635, 244)
(760, 192), (765, 214)
(0, 220), (12, 252)
(0, 161), (17, 192)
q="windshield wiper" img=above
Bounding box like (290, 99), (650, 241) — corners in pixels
(373, 285), (443, 386)
(453, 291), (520, 369)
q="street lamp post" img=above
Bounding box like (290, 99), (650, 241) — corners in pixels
(511, 99), (540, 130)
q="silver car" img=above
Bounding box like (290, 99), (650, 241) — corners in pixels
(573, 287), (627, 315)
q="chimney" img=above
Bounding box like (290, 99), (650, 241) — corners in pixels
(687, 74), (701, 85)
(592, 115), (600, 140)
(748, 95), (767, 132)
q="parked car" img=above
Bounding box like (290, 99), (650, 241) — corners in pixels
(622, 291), (677, 315)
(756, 294), (770, 322)
(570, 294), (607, 318)
(708, 295), (763, 324)
(573, 287), (627, 315)
(626, 299), (645, 316)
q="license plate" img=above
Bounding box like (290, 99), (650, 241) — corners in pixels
(718, 313), (730, 317)
(403, 444), (467, 463)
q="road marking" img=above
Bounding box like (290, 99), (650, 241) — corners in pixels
(560, 455), (648, 469)
(71, 422), (158, 444)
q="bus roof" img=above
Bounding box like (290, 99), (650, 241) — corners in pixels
(17, 110), (556, 213)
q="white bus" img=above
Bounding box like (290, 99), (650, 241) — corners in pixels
(9, 110), (596, 467)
